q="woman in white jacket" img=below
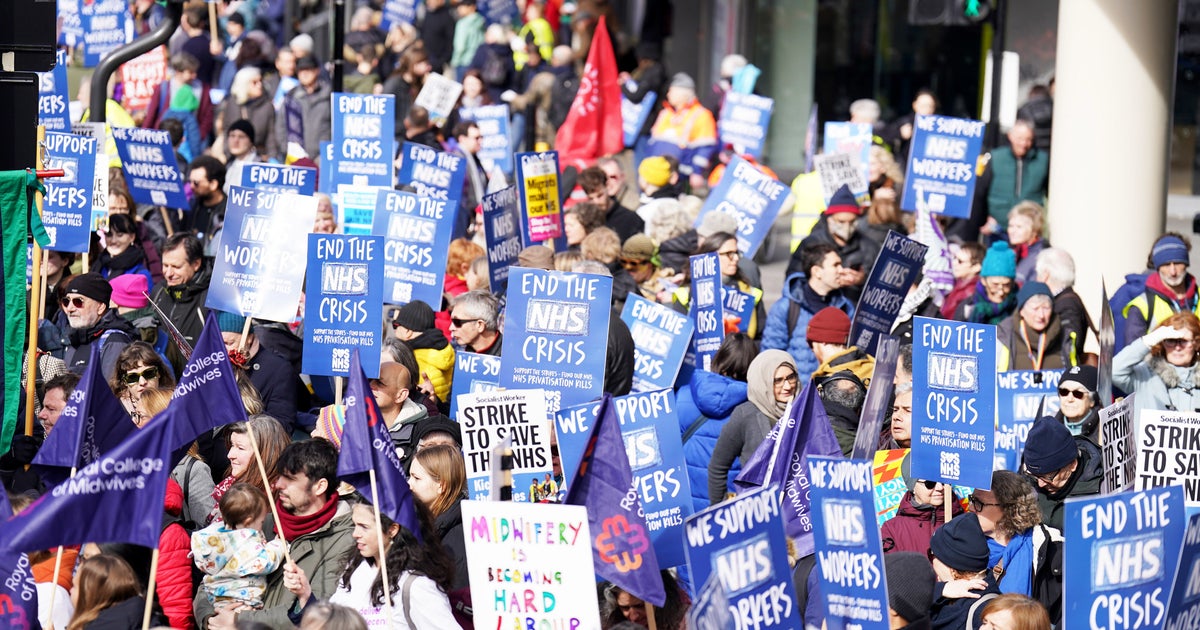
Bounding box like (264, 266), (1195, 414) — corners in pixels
(1112, 311), (1200, 420)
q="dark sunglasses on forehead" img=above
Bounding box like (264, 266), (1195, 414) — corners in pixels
(60, 296), (86, 309)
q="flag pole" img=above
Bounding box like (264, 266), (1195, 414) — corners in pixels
(45, 465), (79, 628)
(207, 2), (219, 45)
(81, 252), (88, 274)
(644, 603), (657, 630)
(369, 469), (396, 630)
(141, 547), (160, 630)
(245, 425), (294, 566)
(238, 317), (252, 353)
(25, 128), (47, 442)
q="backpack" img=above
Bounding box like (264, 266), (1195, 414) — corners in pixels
(481, 47), (507, 86)
(549, 72), (579, 129)
(1109, 272), (1150, 353)
(1030, 524), (1064, 624)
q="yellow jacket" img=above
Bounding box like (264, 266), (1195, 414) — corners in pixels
(414, 343), (456, 403)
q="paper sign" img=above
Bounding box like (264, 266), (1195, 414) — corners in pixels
(1100, 395), (1136, 495)
(515, 151), (562, 242)
(689, 253), (724, 371)
(38, 49), (70, 132)
(41, 132), (97, 254)
(1137, 409), (1200, 503)
(449, 352), (500, 420)
(457, 389), (553, 502)
(81, 0), (130, 67)
(460, 104), (513, 174)
(244, 163), (317, 196)
(336, 185), (378, 236)
(823, 122), (873, 201)
(849, 231), (928, 354)
(481, 185), (522, 295)
(396, 141), (466, 202)
(413, 73), (464, 125)
(330, 93), (396, 190)
(119, 46), (168, 113)
(995, 370), (1062, 472)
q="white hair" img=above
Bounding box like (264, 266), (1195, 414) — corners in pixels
(720, 54), (748, 79)
(849, 99), (881, 123)
(229, 66), (262, 105)
(1035, 247), (1076, 289)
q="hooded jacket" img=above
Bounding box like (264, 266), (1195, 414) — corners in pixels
(406, 329), (456, 402)
(1113, 334), (1200, 419)
(880, 491), (963, 559)
(676, 370), (749, 513)
(761, 272), (855, 381)
(64, 309), (137, 381)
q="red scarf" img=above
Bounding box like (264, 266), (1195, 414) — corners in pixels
(1146, 271), (1199, 306)
(276, 494), (339, 540)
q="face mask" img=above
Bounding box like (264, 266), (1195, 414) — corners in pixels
(828, 220), (855, 241)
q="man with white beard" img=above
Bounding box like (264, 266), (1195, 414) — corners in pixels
(60, 272), (136, 380)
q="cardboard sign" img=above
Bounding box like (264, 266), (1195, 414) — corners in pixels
(694, 156), (789, 258)
(460, 104), (513, 174)
(849, 231), (928, 354)
(911, 317), (996, 489)
(41, 132), (97, 254)
(1100, 395), (1136, 495)
(1137, 409), (1200, 503)
(38, 49), (70, 132)
(111, 127), (188, 209)
(330, 93), (396, 189)
(457, 389), (553, 502)
(500, 268), (612, 412)
(900, 114), (986, 218)
(620, 295), (693, 393)
(206, 186), (317, 321)
(994, 370), (1062, 472)
(302, 234), (384, 378)
(372, 189), (454, 306)
(413, 73), (463, 125)
(461, 501), (601, 630)
(621, 91), (657, 147)
(396, 141), (466, 202)
(119, 46), (168, 113)
(719, 92), (774, 159)
(515, 151), (562, 243)
(689, 253), (724, 371)
(823, 122), (873, 201)
(81, 0), (130, 67)
(244, 164), (317, 196)
(481, 185), (522, 295)
(449, 352), (500, 420)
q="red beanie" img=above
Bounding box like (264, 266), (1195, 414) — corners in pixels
(806, 307), (851, 345)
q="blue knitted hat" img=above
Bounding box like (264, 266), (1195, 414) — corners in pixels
(980, 241), (1016, 279)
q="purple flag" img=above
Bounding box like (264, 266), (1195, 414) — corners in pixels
(565, 394), (666, 606)
(0, 415), (175, 553)
(32, 344), (138, 486)
(734, 379), (843, 557)
(338, 349), (423, 541)
(0, 492), (40, 630)
(164, 312), (248, 452)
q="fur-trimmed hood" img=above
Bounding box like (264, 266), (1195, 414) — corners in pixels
(1148, 353), (1200, 390)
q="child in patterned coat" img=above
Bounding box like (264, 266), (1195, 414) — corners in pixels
(191, 482), (285, 608)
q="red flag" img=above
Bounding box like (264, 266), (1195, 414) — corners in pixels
(555, 16), (623, 169)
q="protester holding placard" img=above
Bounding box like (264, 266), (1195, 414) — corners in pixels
(955, 242), (1018, 325)
(997, 282), (1076, 371)
(1113, 311), (1200, 419)
(1019, 417), (1101, 530)
(881, 454), (962, 560)
(277, 56), (333, 160)
(763, 242), (855, 378)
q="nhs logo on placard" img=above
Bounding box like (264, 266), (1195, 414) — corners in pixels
(1091, 532), (1164, 591)
(1014, 393), (1059, 418)
(1183, 556), (1200, 603)
(526, 300), (588, 335)
(52, 157), (80, 185)
(623, 427), (662, 472)
(878, 260), (909, 289)
(240, 214), (273, 244)
(822, 499), (867, 547)
(44, 226), (57, 247)
(927, 352), (978, 393)
(239, 291), (260, 314)
(387, 213), (436, 242)
(470, 380), (499, 394)
(712, 533), (773, 596)
(696, 280), (716, 307)
(322, 263), (368, 295)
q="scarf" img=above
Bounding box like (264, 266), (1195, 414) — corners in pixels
(968, 282), (1017, 325)
(276, 494), (339, 540)
(98, 245), (146, 277)
(1146, 271), (1199, 310)
(746, 349), (795, 421)
(208, 475), (238, 525)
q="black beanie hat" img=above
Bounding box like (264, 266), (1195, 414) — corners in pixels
(930, 513), (991, 573)
(64, 272), (113, 305)
(886, 552), (936, 623)
(227, 118), (256, 145)
(393, 300), (435, 332)
(1022, 416), (1078, 475)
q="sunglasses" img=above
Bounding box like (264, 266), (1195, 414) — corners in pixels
(122, 366), (159, 385)
(60, 296), (87, 309)
(918, 479), (941, 490)
(968, 495), (1001, 512)
(450, 317), (481, 328)
(621, 258), (649, 269)
(1058, 387), (1089, 400)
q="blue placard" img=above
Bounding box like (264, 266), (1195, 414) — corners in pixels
(337, 186), (378, 236)
(823, 122), (873, 200)
(620, 295), (693, 393)
(380, 0), (418, 31)
(481, 185), (521, 295)
(244, 163), (317, 196)
(500, 268), (612, 412)
(809, 457), (889, 630)
(1165, 513), (1200, 628)
(719, 93), (774, 159)
(81, 0), (130, 67)
(694, 155), (789, 258)
(41, 132), (97, 254)
(689, 253), (724, 372)
(206, 186), (318, 321)
(460, 104), (513, 174)
(555, 389), (695, 568)
(849, 231), (929, 354)
(111, 127), (188, 209)
(995, 370), (1062, 472)
(900, 114), (985, 219)
(910, 317), (997, 489)
(396, 141), (467, 202)
(318, 142), (333, 193)
(38, 49), (70, 132)
(515, 151), (562, 244)
(684, 486), (801, 629)
(372, 189), (454, 306)
(302, 234), (385, 378)
(330, 93), (396, 189)
(1064, 486), (1186, 630)
(449, 352), (501, 420)
(621, 90), (657, 147)
(479, 0), (518, 23)
(722, 286), (756, 335)
(60, 0), (83, 47)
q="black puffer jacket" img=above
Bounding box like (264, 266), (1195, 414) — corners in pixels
(64, 309), (137, 381)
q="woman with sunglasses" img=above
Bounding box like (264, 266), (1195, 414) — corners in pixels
(109, 342), (175, 425)
(1053, 365), (1099, 441)
(881, 453), (962, 561)
(1113, 311), (1200, 420)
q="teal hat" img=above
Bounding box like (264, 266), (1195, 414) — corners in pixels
(980, 241), (1017, 279)
(216, 311), (248, 334)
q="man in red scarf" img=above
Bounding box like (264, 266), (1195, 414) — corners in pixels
(200, 440), (355, 629)
(1123, 234), (1200, 347)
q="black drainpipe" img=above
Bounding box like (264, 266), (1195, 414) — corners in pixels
(90, 2), (184, 123)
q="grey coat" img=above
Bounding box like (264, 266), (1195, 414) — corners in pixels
(1112, 339), (1200, 424)
(707, 401), (774, 505)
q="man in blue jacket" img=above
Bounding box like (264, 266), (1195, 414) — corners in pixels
(762, 242), (855, 381)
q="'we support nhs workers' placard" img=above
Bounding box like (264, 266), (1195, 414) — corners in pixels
(38, 49), (70, 132)
(1064, 486), (1185, 630)
(900, 115), (985, 219)
(719, 92), (774, 159)
(460, 105), (512, 174)
(515, 151), (562, 243)
(849, 231), (928, 355)
(380, 0), (417, 31)
(111, 127), (188, 209)
(684, 486), (800, 629)
(1165, 512), (1200, 629)
(81, 0), (131, 67)
(689, 253), (724, 371)
(207, 187), (318, 322)
(330, 93), (395, 189)
(449, 352), (500, 420)
(696, 156), (789, 258)
(621, 295), (693, 393)
(244, 163), (317, 196)
(482, 185), (522, 295)
(995, 370), (1061, 472)
(303, 235), (384, 378)
(41, 132), (97, 253)
(911, 317), (996, 489)
(396, 141), (466, 201)
(500, 268), (611, 413)
(809, 457), (889, 630)
(373, 189), (454, 306)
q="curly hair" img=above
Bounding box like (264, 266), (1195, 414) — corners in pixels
(338, 501), (455, 607)
(991, 470), (1042, 539)
(110, 342), (176, 395)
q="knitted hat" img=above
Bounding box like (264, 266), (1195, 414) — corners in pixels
(823, 184), (861, 217)
(669, 72), (696, 91)
(697, 211), (738, 238)
(109, 274), (149, 309)
(227, 118), (256, 145)
(393, 300), (435, 332)
(805, 307), (851, 345)
(1022, 416), (1078, 475)
(1059, 364), (1098, 394)
(638, 156), (671, 188)
(413, 416), (463, 448)
(64, 272), (112, 305)
(227, 11), (245, 26)
(886, 552), (936, 624)
(929, 513), (991, 573)
(169, 83), (199, 112)
(216, 311), (248, 334)
(1016, 281), (1053, 310)
(621, 234), (656, 262)
(517, 245), (555, 271)
(1152, 235), (1189, 268)
(980, 241), (1016, 279)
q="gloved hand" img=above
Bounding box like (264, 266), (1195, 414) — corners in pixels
(9, 434), (41, 466)
(500, 90), (517, 103)
(1143, 324), (1190, 348)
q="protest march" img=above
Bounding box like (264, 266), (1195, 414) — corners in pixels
(0, 2), (1191, 630)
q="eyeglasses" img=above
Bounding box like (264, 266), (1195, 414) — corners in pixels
(60, 296), (86, 309)
(621, 258), (650, 269)
(773, 372), (799, 387)
(1164, 338), (1196, 349)
(450, 317), (482, 328)
(718, 250), (741, 261)
(968, 495), (1002, 512)
(1058, 387), (1089, 400)
(1023, 465), (1061, 484)
(122, 366), (160, 385)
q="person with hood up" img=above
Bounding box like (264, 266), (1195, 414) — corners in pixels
(392, 300), (455, 407)
(1019, 416), (1102, 530)
(882, 454), (963, 560)
(997, 281), (1076, 371)
(762, 242), (855, 380)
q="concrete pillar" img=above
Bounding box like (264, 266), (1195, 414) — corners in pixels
(1047, 0), (1177, 310)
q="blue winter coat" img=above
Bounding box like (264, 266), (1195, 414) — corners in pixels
(675, 370), (748, 514)
(761, 272), (855, 382)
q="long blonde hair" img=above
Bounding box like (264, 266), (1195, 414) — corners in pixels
(411, 444), (466, 517)
(67, 555), (142, 630)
